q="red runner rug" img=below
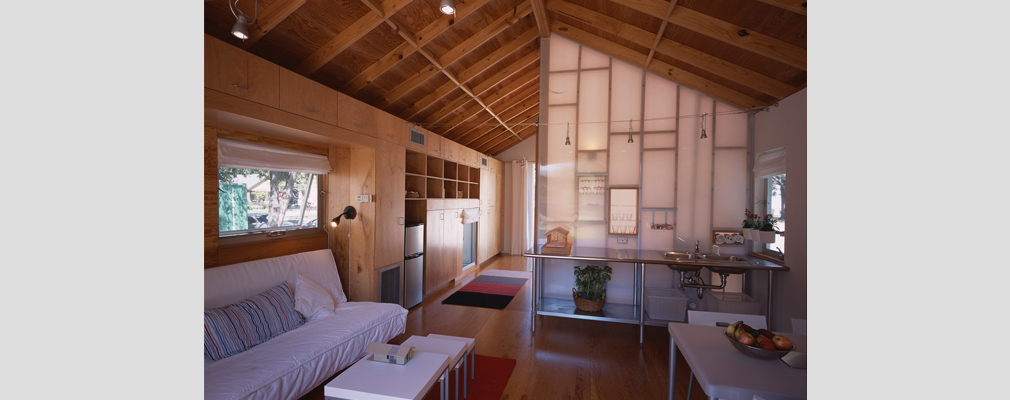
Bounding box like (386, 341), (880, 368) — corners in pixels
(423, 355), (516, 400)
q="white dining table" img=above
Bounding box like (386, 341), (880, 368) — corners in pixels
(668, 323), (807, 400)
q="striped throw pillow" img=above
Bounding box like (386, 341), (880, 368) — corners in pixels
(204, 282), (305, 361)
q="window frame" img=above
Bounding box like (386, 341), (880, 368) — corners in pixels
(216, 137), (331, 244)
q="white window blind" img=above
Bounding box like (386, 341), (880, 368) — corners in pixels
(753, 147), (786, 178)
(218, 138), (332, 174)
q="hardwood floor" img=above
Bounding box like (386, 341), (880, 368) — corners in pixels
(302, 254), (707, 400)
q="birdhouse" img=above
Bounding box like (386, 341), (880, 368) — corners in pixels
(541, 227), (572, 255)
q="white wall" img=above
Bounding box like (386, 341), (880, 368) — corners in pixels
(496, 136), (537, 253)
(753, 88), (807, 332)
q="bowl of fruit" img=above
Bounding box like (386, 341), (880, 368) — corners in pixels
(724, 321), (795, 359)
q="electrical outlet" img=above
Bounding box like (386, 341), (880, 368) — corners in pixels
(356, 194), (373, 202)
(617, 237), (628, 244)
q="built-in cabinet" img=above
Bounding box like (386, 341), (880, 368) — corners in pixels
(205, 34), (503, 304)
(204, 34), (279, 108)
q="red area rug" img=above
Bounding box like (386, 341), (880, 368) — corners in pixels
(423, 355), (516, 400)
(441, 271), (529, 310)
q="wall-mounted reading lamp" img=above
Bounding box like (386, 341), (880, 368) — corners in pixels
(330, 205), (357, 227)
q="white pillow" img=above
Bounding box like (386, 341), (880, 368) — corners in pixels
(295, 273), (337, 320)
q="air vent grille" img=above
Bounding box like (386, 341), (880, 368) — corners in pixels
(409, 128), (425, 147)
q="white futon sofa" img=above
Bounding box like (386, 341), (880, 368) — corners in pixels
(204, 249), (407, 400)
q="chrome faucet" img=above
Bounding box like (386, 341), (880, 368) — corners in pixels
(694, 240), (700, 255)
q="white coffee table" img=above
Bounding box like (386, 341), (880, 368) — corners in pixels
(401, 335), (469, 400)
(324, 350), (450, 400)
(425, 334), (476, 398)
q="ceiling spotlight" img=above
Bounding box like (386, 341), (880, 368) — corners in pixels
(439, 0), (456, 14)
(231, 15), (250, 40)
(229, 0), (258, 40)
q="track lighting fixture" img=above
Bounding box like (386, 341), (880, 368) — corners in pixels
(565, 122), (571, 146)
(229, 0), (258, 40)
(439, 0), (456, 15)
(627, 119), (634, 144)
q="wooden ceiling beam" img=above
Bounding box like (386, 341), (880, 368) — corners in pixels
(456, 83), (539, 146)
(414, 49), (541, 127)
(609, 0), (805, 70)
(423, 35), (539, 127)
(485, 120), (537, 155)
(550, 1), (794, 99)
(294, 0), (411, 75)
(400, 45), (539, 121)
(238, 0), (306, 49)
(644, 0), (678, 68)
(436, 2), (533, 70)
(465, 90), (540, 150)
(433, 69), (538, 139)
(529, 0), (551, 38)
(342, 0), (493, 96)
(755, 0), (807, 15)
(551, 21), (764, 109)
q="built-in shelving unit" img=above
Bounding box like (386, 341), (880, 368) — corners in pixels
(405, 150), (480, 201)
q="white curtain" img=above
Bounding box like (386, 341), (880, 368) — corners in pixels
(508, 160), (536, 255)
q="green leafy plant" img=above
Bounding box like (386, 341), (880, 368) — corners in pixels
(759, 214), (778, 231)
(742, 209), (760, 229)
(573, 265), (613, 302)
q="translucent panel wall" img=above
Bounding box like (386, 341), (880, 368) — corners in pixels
(537, 35), (751, 298)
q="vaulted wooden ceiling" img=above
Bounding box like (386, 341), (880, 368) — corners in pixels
(204, 0), (806, 156)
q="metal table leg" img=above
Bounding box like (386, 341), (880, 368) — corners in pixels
(668, 333), (676, 400)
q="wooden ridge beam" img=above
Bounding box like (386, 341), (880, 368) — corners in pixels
(470, 101), (538, 151)
(529, 0), (551, 38)
(456, 83), (539, 146)
(238, 0), (306, 49)
(610, 0), (806, 70)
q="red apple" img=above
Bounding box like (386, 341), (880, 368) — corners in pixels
(736, 332), (756, 346)
(755, 336), (776, 350)
(757, 329), (775, 339)
(772, 335), (793, 350)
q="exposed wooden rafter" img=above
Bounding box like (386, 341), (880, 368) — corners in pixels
(238, 0), (306, 48)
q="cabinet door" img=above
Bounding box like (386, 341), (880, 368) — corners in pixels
(337, 92), (378, 137)
(204, 34), (279, 107)
(377, 112), (407, 146)
(424, 210), (444, 295)
(443, 139), (458, 161)
(445, 208), (462, 279)
(375, 144), (405, 268)
(278, 69), (338, 125)
(426, 132), (442, 157)
(477, 208), (489, 264)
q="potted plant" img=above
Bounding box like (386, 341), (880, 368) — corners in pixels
(572, 264), (613, 312)
(741, 209), (758, 240)
(758, 214), (778, 243)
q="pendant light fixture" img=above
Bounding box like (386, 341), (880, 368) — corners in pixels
(627, 119), (634, 144)
(439, 0), (456, 15)
(229, 0), (258, 40)
(700, 113), (708, 139)
(565, 122), (571, 146)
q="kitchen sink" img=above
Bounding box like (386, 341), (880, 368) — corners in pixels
(663, 251), (697, 260)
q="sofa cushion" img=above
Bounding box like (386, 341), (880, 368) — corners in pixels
(205, 282), (305, 361)
(295, 272), (336, 320)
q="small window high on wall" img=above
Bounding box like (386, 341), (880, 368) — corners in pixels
(217, 138), (331, 237)
(754, 148), (786, 259)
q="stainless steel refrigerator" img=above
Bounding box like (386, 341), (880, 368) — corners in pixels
(404, 223), (424, 309)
